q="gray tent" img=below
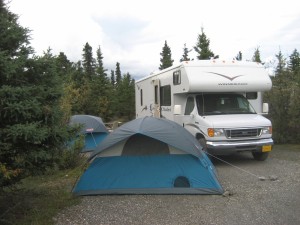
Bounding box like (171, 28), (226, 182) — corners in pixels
(70, 115), (108, 134)
(69, 115), (108, 152)
(73, 117), (223, 195)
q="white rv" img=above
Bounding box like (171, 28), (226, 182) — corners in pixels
(135, 60), (273, 160)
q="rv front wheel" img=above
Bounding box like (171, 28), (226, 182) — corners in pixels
(198, 137), (208, 152)
(252, 152), (269, 161)
(198, 138), (207, 149)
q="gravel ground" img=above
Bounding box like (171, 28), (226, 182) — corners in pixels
(54, 145), (300, 225)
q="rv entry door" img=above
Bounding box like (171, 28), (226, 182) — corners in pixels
(152, 79), (161, 118)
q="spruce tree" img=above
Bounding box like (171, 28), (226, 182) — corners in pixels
(159, 40), (174, 70)
(82, 42), (95, 79)
(252, 47), (262, 63)
(0, 1), (69, 186)
(95, 45), (107, 79)
(118, 73), (135, 120)
(235, 51), (242, 61)
(287, 49), (300, 142)
(194, 27), (215, 60)
(288, 49), (300, 73)
(275, 50), (286, 74)
(267, 50), (290, 143)
(180, 43), (191, 62)
(93, 45), (110, 119)
(115, 62), (122, 86)
(110, 70), (115, 86)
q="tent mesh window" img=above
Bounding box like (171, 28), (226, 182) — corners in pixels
(122, 134), (169, 155)
(174, 176), (190, 188)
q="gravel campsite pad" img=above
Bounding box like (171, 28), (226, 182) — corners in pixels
(54, 146), (300, 225)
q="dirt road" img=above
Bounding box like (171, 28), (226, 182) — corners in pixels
(55, 145), (300, 225)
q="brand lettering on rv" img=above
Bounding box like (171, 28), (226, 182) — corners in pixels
(207, 72), (244, 81)
(218, 82), (248, 86)
(161, 107), (171, 112)
(206, 72), (248, 86)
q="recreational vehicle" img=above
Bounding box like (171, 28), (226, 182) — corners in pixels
(135, 60), (273, 160)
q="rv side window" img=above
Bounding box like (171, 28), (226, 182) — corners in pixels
(173, 70), (181, 85)
(246, 92), (258, 99)
(140, 89), (143, 106)
(160, 85), (171, 106)
(184, 97), (195, 115)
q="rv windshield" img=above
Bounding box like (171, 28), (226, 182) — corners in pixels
(196, 94), (256, 116)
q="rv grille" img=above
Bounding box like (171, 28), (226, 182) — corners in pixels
(225, 128), (262, 138)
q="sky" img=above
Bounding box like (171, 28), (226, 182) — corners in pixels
(8, 0), (300, 79)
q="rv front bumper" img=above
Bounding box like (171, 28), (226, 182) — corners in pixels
(206, 138), (273, 155)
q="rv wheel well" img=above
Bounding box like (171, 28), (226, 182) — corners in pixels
(196, 133), (204, 140)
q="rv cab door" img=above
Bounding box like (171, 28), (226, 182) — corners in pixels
(152, 79), (161, 118)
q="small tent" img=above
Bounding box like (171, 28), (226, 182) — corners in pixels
(73, 116), (223, 195)
(69, 115), (109, 152)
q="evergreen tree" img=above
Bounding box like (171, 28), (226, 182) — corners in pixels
(71, 61), (84, 88)
(180, 43), (191, 62)
(118, 73), (135, 120)
(287, 49), (300, 142)
(108, 69), (117, 120)
(0, 1), (69, 187)
(267, 50), (290, 143)
(275, 50), (286, 74)
(71, 43), (96, 115)
(288, 49), (300, 73)
(93, 45), (110, 119)
(95, 45), (107, 79)
(110, 70), (115, 86)
(235, 51), (242, 61)
(55, 52), (73, 82)
(159, 40), (174, 70)
(194, 27), (215, 60)
(115, 62), (122, 86)
(82, 42), (95, 78)
(252, 47), (262, 63)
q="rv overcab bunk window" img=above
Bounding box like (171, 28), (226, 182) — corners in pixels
(196, 94), (256, 116)
(173, 70), (181, 85)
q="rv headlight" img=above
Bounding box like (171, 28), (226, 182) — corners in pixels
(262, 126), (272, 135)
(208, 128), (225, 137)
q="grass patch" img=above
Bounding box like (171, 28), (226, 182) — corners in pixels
(0, 164), (86, 225)
(276, 144), (300, 152)
(271, 144), (300, 162)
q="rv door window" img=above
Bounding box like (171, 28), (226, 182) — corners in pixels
(185, 97), (195, 115)
(160, 85), (171, 106)
(154, 85), (158, 104)
(196, 94), (256, 115)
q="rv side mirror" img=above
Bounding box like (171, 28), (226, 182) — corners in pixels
(174, 105), (181, 115)
(262, 103), (269, 114)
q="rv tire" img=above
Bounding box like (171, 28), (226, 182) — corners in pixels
(198, 138), (207, 150)
(252, 152), (269, 161)
(198, 137), (211, 156)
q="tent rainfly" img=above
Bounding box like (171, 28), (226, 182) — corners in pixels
(69, 115), (109, 152)
(73, 116), (223, 195)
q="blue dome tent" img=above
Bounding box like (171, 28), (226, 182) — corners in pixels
(73, 117), (223, 195)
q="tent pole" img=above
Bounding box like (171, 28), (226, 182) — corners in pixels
(91, 132), (97, 147)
